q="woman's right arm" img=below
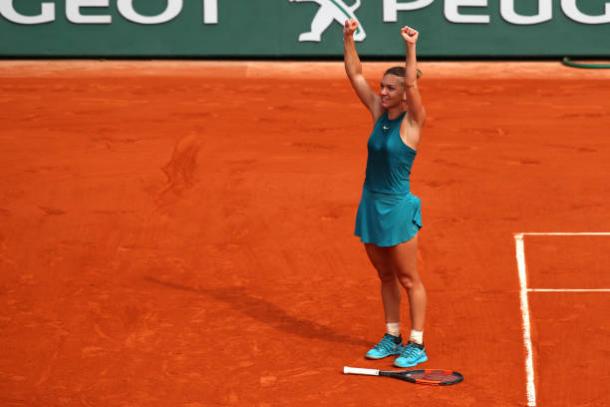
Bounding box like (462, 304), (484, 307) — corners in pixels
(343, 19), (382, 121)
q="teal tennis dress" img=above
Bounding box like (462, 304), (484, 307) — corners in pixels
(355, 111), (422, 247)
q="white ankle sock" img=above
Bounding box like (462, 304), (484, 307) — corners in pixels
(386, 322), (401, 337)
(409, 329), (424, 344)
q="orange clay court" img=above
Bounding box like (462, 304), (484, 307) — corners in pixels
(1, 61), (609, 406)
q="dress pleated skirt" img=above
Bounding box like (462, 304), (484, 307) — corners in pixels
(355, 187), (422, 247)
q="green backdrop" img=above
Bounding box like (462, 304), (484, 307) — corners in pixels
(1, 0), (609, 57)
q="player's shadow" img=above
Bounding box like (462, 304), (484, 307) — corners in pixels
(145, 276), (371, 347)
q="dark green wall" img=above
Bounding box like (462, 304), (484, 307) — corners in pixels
(1, 0), (609, 57)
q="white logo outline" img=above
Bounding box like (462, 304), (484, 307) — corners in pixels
(289, 0), (366, 42)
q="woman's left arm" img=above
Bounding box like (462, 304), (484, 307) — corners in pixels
(401, 26), (426, 128)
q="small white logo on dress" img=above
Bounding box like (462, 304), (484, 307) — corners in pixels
(289, 0), (366, 42)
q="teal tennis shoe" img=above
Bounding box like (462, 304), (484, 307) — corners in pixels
(365, 334), (403, 359)
(394, 341), (428, 368)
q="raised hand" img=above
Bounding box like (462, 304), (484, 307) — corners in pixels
(401, 26), (419, 45)
(344, 19), (359, 38)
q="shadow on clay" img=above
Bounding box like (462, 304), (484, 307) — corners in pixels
(144, 276), (371, 348)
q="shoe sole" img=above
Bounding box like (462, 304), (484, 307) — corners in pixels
(393, 355), (428, 368)
(365, 352), (401, 360)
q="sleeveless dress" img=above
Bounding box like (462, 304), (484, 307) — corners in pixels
(355, 111), (422, 247)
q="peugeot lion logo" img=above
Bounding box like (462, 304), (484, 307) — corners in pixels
(289, 0), (366, 42)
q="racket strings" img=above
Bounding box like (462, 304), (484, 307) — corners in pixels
(410, 370), (462, 384)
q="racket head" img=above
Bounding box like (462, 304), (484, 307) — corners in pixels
(380, 369), (464, 386)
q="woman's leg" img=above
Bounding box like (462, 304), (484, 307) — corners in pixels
(363, 243), (404, 359)
(388, 234), (426, 332)
(364, 243), (401, 324)
(386, 234), (428, 367)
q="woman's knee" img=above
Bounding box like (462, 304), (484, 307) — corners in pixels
(377, 267), (397, 283)
(396, 273), (413, 289)
(396, 269), (422, 289)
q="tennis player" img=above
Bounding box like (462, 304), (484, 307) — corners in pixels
(344, 20), (428, 368)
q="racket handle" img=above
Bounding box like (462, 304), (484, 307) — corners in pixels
(343, 366), (380, 376)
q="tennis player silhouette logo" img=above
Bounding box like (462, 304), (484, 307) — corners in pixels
(289, 0), (366, 42)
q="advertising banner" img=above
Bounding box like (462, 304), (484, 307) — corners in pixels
(1, 0), (609, 57)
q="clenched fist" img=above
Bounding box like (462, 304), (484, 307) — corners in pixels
(344, 19), (359, 38)
(401, 26), (419, 44)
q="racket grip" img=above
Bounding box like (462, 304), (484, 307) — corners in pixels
(343, 366), (380, 376)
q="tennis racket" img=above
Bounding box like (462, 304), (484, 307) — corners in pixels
(343, 366), (463, 386)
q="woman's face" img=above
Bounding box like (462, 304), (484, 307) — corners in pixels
(379, 74), (404, 109)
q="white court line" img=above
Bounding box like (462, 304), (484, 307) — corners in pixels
(514, 233), (537, 407)
(514, 231), (610, 407)
(529, 288), (610, 293)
